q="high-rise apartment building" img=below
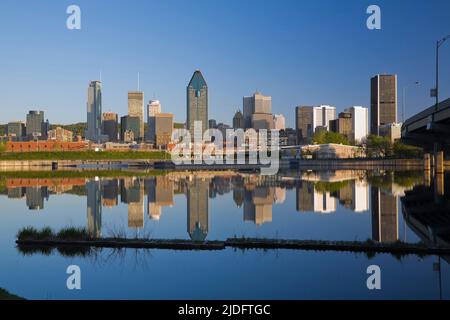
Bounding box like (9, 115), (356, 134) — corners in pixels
(187, 70), (208, 136)
(128, 91), (145, 141)
(86, 81), (105, 143)
(243, 92), (272, 129)
(370, 74), (398, 135)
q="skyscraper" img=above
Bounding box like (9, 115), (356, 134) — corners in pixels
(344, 106), (369, 144)
(128, 91), (145, 141)
(329, 112), (353, 141)
(233, 110), (244, 129)
(86, 81), (104, 143)
(243, 92), (272, 129)
(120, 116), (140, 142)
(296, 106), (314, 144)
(187, 70), (208, 136)
(26, 111), (47, 140)
(370, 74), (398, 135)
(295, 105), (336, 144)
(208, 119), (217, 129)
(147, 100), (161, 143)
(7, 122), (26, 140)
(102, 112), (118, 142)
(154, 113), (174, 148)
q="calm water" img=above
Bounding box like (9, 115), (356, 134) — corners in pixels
(1, 169), (449, 300)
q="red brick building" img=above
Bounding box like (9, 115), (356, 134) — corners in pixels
(6, 141), (87, 153)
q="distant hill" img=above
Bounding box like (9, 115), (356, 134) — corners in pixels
(49, 123), (87, 137)
(1, 121), (185, 137)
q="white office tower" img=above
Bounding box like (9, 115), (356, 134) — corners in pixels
(345, 106), (369, 144)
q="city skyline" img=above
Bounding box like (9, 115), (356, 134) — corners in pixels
(1, 0), (449, 128)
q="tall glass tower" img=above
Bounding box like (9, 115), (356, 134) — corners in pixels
(86, 81), (103, 142)
(187, 70), (208, 137)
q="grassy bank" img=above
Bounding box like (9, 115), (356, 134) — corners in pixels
(0, 150), (170, 161)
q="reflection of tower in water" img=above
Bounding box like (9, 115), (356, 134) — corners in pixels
(101, 179), (119, 207)
(146, 176), (174, 221)
(87, 180), (102, 238)
(243, 186), (273, 225)
(124, 178), (145, 229)
(25, 187), (49, 210)
(371, 187), (398, 243)
(187, 178), (209, 241)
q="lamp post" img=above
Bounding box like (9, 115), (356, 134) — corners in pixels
(402, 81), (420, 123)
(434, 35), (450, 110)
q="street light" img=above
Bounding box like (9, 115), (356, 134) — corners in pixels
(434, 35), (450, 110)
(402, 81), (420, 123)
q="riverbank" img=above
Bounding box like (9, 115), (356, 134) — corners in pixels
(2, 156), (449, 172)
(0, 151), (169, 161)
(0, 151), (169, 170)
(16, 237), (450, 256)
(295, 158), (425, 170)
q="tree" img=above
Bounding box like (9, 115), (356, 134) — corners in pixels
(312, 131), (350, 145)
(393, 141), (423, 159)
(366, 134), (423, 159)
(366, 135), (393, 158)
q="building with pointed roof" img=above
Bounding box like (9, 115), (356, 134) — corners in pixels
(187, 70), (208, 137)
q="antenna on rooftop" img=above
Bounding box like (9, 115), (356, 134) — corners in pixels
(137, 72), (140, 91)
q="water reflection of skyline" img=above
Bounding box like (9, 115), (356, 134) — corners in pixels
(1, 171), (424, 243)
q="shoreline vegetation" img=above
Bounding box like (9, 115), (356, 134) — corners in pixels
(0, 288), (24, 300)
(16, 227), (450, 256)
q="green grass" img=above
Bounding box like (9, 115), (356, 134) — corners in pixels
(0, 288), (24, 300)
(0, 150), (170, 161)
(0, 169), (167, 180)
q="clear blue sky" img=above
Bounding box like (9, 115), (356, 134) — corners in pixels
(0, 0), (449, 128)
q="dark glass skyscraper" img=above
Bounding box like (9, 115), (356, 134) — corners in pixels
(187, 70), (208, 137)
(86, 81), (104, 142)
